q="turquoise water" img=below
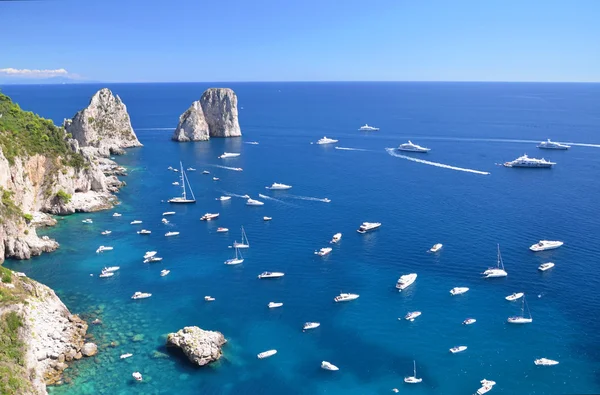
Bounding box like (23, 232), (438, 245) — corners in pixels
(3, 82), (600, 394)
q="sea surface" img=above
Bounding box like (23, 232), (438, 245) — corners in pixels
(2, 82), (600, 395)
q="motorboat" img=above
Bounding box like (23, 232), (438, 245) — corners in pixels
(173, 168), (179, 172)
(537, 139), (570, 150)
(162, 212), (175, 216)
(217, 227), (229, 233)
(120, 353), (133, 359)
(168, 162), (197, 203)
(258, 271), (285, 279)
(315, 247), (332, 257)
(161, 218), (169, 224)
(131, 292), (152, 300)
(165, 231), (180, 237)
(257, 349), (277, 359)
(534, 358), (559, 366)
(358, 124), (379, 131)
(321, 361), (339, 371)
(450, 287), (469, 295)
(130, 220), (142, 225)
(247, 141), (259, 145)
(143, 256), (163, 263)
(429, 243), (443, 253)
(398, 141), (430, 153)
(233, 168), (243, 172)
(507, 295), (533, 324)
(477, 379), (496, 395)
(530, 240), (563, 252)
(303, 322), (321, 331)
(213, 177), (220, 181)
(187, 167), (196, 171)
(268, 302), (283, 308)
(396, 273), (417, 291)
(538, 262), (555, 271)
(334, 293), (359, 302)
(99, 271), (114, 278)
(167, 166), (173, 170)
(218, 152), (241, 159)
(404, 311), (422, 321)
(506, 292), (524, 301)
(266, 182), (292, 190)
(330, 233), (342, 244)
(233, 226), (250, 248)
(450, 346), (467, 354)
(137, 229), (151, 235)
(316, 136), (338, 145)
(101, 230), (112, 235)
(246, 198), (264, 206)
(202, 170), (210, 174)
(112, 213), (122, 217)
(160, 269), (170, 277)
(204, 296), (215, 302)
(217, 196), (231, 201)
(200, 213), (219, 221)
(132, 372), (143, 382)
(404, 360), (422, 383)
(357, 222), (382, 234)
(172, 181), (179, 186)
(263, 216), (272, 221)
(82, 218), (93, 224)
(504, 154), (555, 168)
(482, 244), (508, 278)
(103, 266), (120, 273)
(96, 246), (113, 253)
(322, 198), (331, 203)
(241, 194), (250, 199)
(225, 248), (244, 265)
(143, 251), (157, 259)
(463, 318), (477, 325)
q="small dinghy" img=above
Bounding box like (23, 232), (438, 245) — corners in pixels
(132, 372), (142, 381)
(257, 349), (277, 359)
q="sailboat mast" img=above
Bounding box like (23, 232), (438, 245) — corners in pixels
(185, 170), (196, 201)
(497, 244), (503, 269)
(179, 162), (186, 200)
(413, 360), (416, 376)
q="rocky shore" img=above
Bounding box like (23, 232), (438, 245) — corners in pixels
(166, 326), (227, 366)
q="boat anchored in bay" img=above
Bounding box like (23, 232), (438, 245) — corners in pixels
(168, 162), (196, 204)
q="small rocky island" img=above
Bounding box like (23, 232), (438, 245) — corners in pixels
(166, 326), (227, 366)
(172, 88), (241, 142)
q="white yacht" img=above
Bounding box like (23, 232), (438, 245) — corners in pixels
(143, 251), (157, 259)
(82, 218), (93, 224)
(225, 248), (244, 265)
(450, 346), (467, 354)
(218, 152), (241, 159)
(398, 141), (430, 153)
(321, 361), (339, 371)
(112, 213), (122, 217)
(538, 262), (555, 271)
(263, 216), (272, 221)
(103, 266), (120, 272)
(334, 293), (359, 302)
(357, 222), (381, 234)
(463, 318), (477, 325)
(143, 256), (163, 263)
(450, 287), (469, 296)
(268, 302), (283, 308)
(96, 246), (113, 253)
(330, 233), (342, 244)
(530, 240), (563, 252)
(477, 379), (496, 395)
(504, 154), (555, 168)
(131, 292), (152, 300)
(358, 124), (379, 131)
(316, 136), (338, 145)
(165, 231), (180, 237)
(162, 211), (175, 216)
(534, 358), (559, 366)
(137, 229), (151, 235)
(258, 271), (285, 279)
(217, 196), (231, 201)
(200, 213), (219, 221)
(172, 181), (179, 186)
(212, 177), (220, 181)
(322, 198), (331, 203)
(505, 292), (524, 301)
(120, 353), (133, 359)
(168, 162), (196, 203)
(482, 244), (508, 278)
(187, 167), (196, 171)
(233, 226), (250, 248)
(257, 349), (277, 359)
(204, 296), (215, 302)
(404, 360), (422, 384)
(507, 296), (532, 324)
(429, 243), (443, 253)
(132, 372), (143, 382)
(202, 170), (210, 174)
(130, 220), (142, 225)
(266, 182), (292, 190)
(217, 227), (229, 233)
(303, 322), (321, 331)
(537, 139), (570, 150)
(246, 198), (264, 206)
(101, 230), (112, 235)
(315, 247), (332, 257)
(99, 271), (114, 278)
(396, 273), (417, 291)
(160, 269), (170, 277)
(404, 311), (422, 321)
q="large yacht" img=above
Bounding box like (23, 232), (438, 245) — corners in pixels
(537, 139), (570, 150)
(218, 152), (240, 159)
(356, 222), (381, 234)
(246, 198), (265, 206)
(266, 183), (292, 190)
(358, 124), (379, 131)
(530, 240), (563, 252)
(396, 273), (417, 291)
(334, 293), (359, 302)
(316, 136), (338, 145)
(503, 154), (555, 168)
(397, 141), (430, 153)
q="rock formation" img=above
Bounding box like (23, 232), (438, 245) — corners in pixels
(64, 88), (142, 156)
(172, 88), (241, 141)
(166, 326), (226, 366)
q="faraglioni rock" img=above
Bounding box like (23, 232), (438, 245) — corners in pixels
(166, 326), (226, 366)
(65, 88), (142, 156)
(172, 88), (241, 141)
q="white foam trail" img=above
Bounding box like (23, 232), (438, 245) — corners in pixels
(135, 127), (175, 131)
(565, 142), (600, 148)
(220, 191), (249, 199)
(211, 164), (243, 172)
(415, 136), (600, 148)
(284, 194), (331, 203)
(334, 146), (369, 151)
(385, 148), (490, 175)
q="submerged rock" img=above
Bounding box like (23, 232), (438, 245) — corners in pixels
(172, 101), (209, 142)
(166, 326), (226, 366)
(81, 342), (98, 357)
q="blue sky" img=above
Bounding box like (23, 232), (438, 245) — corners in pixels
(1, 0), (599, 82)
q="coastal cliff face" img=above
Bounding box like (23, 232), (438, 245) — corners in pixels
(172, 88), (241, 141)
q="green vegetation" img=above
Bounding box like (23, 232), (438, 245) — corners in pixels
(55, 189), (72, 204)
(0, 310), (31, 395)
(22, 213), (33, 223)
(0, 188), (22, 222)
(1, 268), (12, 284)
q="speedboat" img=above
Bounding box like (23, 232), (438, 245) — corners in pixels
(112, 213), (122, 217)
(82, 218), (93, 224)
(330, 233), (342, 244)
(450, 287), (469, 295)
(504, 154), (555, 168)
(212, 177), (219, 181)
(130, 220), (142, 225)
(167, 166), (173, 170)
(505, 292), (524, 301)
(396, 273), (417, 291)
(103, 266), (120, 272)
(463, 318), (477, 325)
(143, 251), (157, 259)
(200, 213), (219, 221)
(266, 182), (292, 190)
(96, 246), (113, 253)
(132, 372), (143, 382)
(477, 379), (496, 395)
(218, 152), (241, 159)
(131, 292), (152, 300)
(357, 222), (381, 234)
(538, 262), (555, 271)
(233, 167), (243, 171)
(165, 231), (180, 237)
(160, 269), (170, 277)
(143, 256), (163, 263)
(316, 136), (338, 145)
(257, 349), (277, 359)
(120, 353), (133, 359)
(187, 167), (196, 171)
(303, 322), (321, 331)
(137, 229), (151, 235)
(263, 216), (272, 221)
(404, 311), (422, 321)
(268, 302), (283, 308)
(202, 170), (210, 174)
(321, 361), (339, 371)
(101, 230), (112, 235)
(99, 272), (114, 278)
(530, 240), (563, 252)
(534, 358), (559, 366)
(204, 296), (215, 302)
(450, 346), (467, 354)
(358, 124), (379, 131)
(315, 247), (332, 257)
(217, 196), (231, 201)
(398, 141), (430, 153)
(246, 198), (264, 206)
(507, 296), (533, 324)
(537, 139), (570, 150)
(258, 271), (285, 279)
(172, 181), (179, 186)
(225, 248), (244, 265)
(429, 243), (443, 253)
(247, 141), (259, 145)
(217, 227), (229, 233)
(334, 293), (359, 302)
(404, 360), (422, 383)
(162, 218), (169, 224)
(322, 198), (331, 203)
(482, 244), (508, 278)
(162, 212), (175, 216)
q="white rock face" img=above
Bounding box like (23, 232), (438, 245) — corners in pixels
(166, 326), (226, 366)
(172, 101), (209, 141)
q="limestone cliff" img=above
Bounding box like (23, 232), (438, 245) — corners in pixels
(172, 101), (209, 142)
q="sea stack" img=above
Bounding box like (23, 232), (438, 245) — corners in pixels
(166, 326), (226, 366)
(172, 88), (241, 142)
(64, 88), (142, 156)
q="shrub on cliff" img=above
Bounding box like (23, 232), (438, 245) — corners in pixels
(55, 190), (72, 204)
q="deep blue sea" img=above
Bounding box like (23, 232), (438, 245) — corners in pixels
(2, 82), (600, 395)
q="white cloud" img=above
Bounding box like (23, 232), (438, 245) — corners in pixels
(0, 68), (70, 78)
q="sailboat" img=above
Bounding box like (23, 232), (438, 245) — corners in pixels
(404, 360), (422, 384)
(482, 244), (508, 278)
(233, 226), (250, 249)
(225, 248), (244, 265)
(168, 162), (196, 204)
(507, 295), (533, 324)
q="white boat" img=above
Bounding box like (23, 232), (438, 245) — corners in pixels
(120, 353), (133, 359)
(537, 139), (570, 150)
(398, 141), (430, 153)
(172, 181), (179, 186)
(530, 240), (563, 252)
(268, 302), (283, 308)
(232, 168), (243, 172)
(213, 177), (219, 181)
(404, 311), (422, 321)
(321, 361), (339, 371)
(217, 227), (229, 233)
(322, 198), (331, 203)
(257, 349), (277, 359)
(99, 272), (114, 278)
(302, 322), (320, 331)
(316, 136), (338, 145)
(225, 248), (244, 265)
(258, 271), (285, 279)
(187, 167), (196, 171)
(96, 246), (113, 253)
(450, 346), (467, 354)
(173, 169), (178, 172)
(396, 273), (417, 291)
(404, 360), (422, 384)
(334, 293), (359, 302)
(131, 292), (152, 300)
(463, 318), (477, 325)
(160, 269), (170, 277)
(168, 162), (197, 203)
(143, 256), (163, 263)
(167, 166), (173, 170)
(507, 295), (533, 324)
(482, 244), (508, 278)
(358, 124), (379, 131)
(315, 247), (332, 256)
(534, 358), (559, 366)
(450, 287), (469, 295)
(504, 154), (555, 168)
(233, 227), (250, 248)
(82, 218), (93, 224)
(162, 212), (175, 216)
(538, 262), (555, 271)
(477, 379), (496, 395)
(330, 233), (342, 244)
(101, 230), (112, 235)
(103, 266), (120, 272)
(200, 213), (219, 221)
(204, 296), (215, 301)
(266, 182), (292, 190)
(202, 170), (210, 174)
(246, 198), (264, 206)
(263, 216), (272, 221)
(137, 229), (151, 235)
(429, 243), (443, 253)
(165, 231), (179, 237)
(162, 218), (169, 224)
(132, 372), (143, 382)
(144, 251), (157, 259)
(217, 196), (231, 201)
(130, 220), (142, 225)
(357, 222), (381, 234)
(219, 152), (241, 159)
(112, 213), (122, 217)
(505, 292), (524, 301)
(247, 141), (259, 145)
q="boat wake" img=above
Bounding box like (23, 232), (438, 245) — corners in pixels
(211, 164), (243, 172)
(334, 146), (369, 152)
(385, 148), (491, 175)
(220, 191), (250, 199)
(414, 137), (600, 148)
(284, 194), (331, 203)
(258, 194), (298, 207)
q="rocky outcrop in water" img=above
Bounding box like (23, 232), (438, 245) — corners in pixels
(166, 326), (226, 366)
(172, 101), (210, 141)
